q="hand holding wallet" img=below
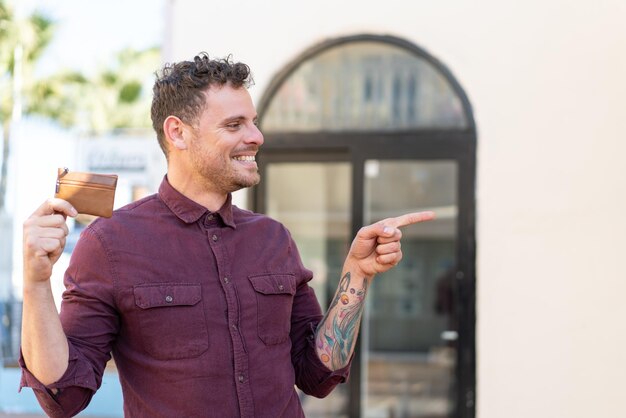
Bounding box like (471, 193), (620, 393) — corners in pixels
(54, 168), (118, 218)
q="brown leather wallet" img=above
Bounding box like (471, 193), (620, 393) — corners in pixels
(54, 168), (118, 218)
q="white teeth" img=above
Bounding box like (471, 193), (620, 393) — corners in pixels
(233, 156), (255, 162)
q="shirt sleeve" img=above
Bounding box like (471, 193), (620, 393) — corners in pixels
(19, 225), (119, 417)
(288, 238), (352, 398)
(19, 343), (100, 418)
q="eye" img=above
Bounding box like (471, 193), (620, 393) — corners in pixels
(226, 122), (241, 129)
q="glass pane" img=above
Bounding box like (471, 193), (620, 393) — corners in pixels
(363, 160), (457, 418)
(262, 42), (467, 132)
(266, 162), (352, 418)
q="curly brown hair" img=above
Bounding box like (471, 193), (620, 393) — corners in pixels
(151, 52), (253, 157)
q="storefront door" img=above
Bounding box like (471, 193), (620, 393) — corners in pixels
(255, 153), (470, 418)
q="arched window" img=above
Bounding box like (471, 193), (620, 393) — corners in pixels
(260, 37), (471, 132)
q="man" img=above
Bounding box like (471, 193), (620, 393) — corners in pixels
(20, 53), (435, 417)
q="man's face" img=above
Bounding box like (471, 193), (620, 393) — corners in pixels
(187, 84), (264, 195)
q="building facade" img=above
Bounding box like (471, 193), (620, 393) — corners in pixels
(165, 1), (626, 418)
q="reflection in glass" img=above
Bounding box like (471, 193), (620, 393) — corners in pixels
(364, 160), (458, 418)
(262, 42), (467, 132)
(266, 162), (352, 417)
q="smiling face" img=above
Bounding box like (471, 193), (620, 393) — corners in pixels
(185, 83), (264, 195)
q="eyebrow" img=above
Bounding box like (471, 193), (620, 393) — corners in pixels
(220, 115), (259, 125)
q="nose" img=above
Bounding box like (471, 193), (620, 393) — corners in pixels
(245, 123), (264, 146)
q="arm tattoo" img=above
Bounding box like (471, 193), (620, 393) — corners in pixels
(315, 272), (369, 370)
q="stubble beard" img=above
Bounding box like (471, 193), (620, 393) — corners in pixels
(191, 150), (260, 195)
(229, 170), (261, 192)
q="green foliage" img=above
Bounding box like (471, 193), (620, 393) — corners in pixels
(1, 0), (56, 124)
(1, 0), (160, 134)
(119, 81), (142, 103)
(27, 46), (160, 134)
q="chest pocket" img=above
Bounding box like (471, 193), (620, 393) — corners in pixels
(133, 283), (209, 360)
(249, 274), (296, 345)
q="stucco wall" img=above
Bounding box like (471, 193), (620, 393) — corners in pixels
(168, 1), (626, 417)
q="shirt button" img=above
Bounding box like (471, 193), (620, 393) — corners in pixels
(223, 277), (230, 284)
(238, 375), (244, 383)
(212, 234), (218, 241)
(165, 295), (173, 303)
(207, 214), (214, 221)
(278, 284), (284, 291)
(231, 324), (237, 330)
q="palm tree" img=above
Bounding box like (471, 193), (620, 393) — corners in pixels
(0, 0), (55, 211)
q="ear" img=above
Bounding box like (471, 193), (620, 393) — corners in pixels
(163, 116), (189, 151)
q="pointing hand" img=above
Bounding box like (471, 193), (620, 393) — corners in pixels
(347, 211), (436, 278)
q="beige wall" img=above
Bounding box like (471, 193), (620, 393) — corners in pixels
(169, 1), (626, 417)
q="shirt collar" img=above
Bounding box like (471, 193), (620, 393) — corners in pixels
(158, 176), (236, 228)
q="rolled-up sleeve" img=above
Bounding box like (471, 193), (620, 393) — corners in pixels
(288, 244), (352, 398)
(19, 342), (100, 418)
(19, 226), (119, 417)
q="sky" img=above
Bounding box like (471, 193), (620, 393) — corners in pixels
(20, 0), (165, 76)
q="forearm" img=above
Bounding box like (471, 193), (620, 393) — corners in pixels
(315, 261), (371, 370)
(314, 211), (434, 371)
(21, 280), (69, 386)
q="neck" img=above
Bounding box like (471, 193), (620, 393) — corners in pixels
(166, 168), (228, 212)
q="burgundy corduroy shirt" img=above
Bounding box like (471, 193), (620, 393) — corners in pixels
(20, 176), (350, 417)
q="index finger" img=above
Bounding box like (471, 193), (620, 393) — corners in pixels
(32, 198), (77, 218)
(385, 211), (436, 228)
